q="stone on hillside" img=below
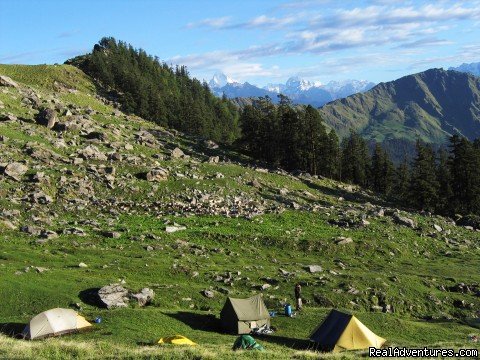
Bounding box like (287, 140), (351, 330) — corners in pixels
(40, 230), (58, 239)
(85, 131), (106, 141)
(130, 288), (155, 307)
(208, 156), (220, 163)
(36, 108), (57, 129)
(202, 289), (215, 298)
(392, 212), (416, 228)
(78, 262), (88, 268)
(306, 265), (323, 273)
(171, 147), (185, 159)
(313, 294), (334, 307)
(0, 75), (18, 88)
(279, 188), (289, 196)
(79, 145), (107, 161)
(145, 167), (169, 182)
(3, 162), (28, 181)
(204, 140), (219, 149)
(1, 219), (16, 230)
(249, 179), (261, 189)
(335, 236), (353, 245)
(98, 284), (129, 309)
(35, 267), (48, 273)
(165, 225), (186, 233)
(433, 224), (443, 232)
(0, 113), (17, 121)
(103, 231), (121, 239)
(125, 143), (134, 150)
(31, 191), (53, 204)
(259, 283), (271, 291)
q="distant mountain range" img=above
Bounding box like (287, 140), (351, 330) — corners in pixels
(318, 68), (480, 159)
(208, 72), (375, 107)
(449, 62), (480, 76)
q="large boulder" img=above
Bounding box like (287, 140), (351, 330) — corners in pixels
(98, 284), (129, 309)
(3, 162), (28, 181)
(36, 108), (57, 129)
(0, 75), (18, 88)
(130, 288), (155, 307)
(78, 145), (107, 161)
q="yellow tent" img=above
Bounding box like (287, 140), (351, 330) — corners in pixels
(158, 335), (197, 346)
(310, 310), (386, 352)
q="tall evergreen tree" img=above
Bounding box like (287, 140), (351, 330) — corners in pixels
(341, 132), (370, 186)
(409, 141), (439, 211)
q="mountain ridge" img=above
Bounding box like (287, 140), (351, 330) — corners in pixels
(319, 68), (480, 147)
(209, 72), (375, 107)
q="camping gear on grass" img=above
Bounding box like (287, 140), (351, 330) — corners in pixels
(310, 309), (386, 352)
(220, 294), (270, 334)
(22, 308), (92, 340)
(232, 334), (265, 351)
(158, 335), (197, 345)
(252, 323), (274, 335)
(284, 304), (292, 317)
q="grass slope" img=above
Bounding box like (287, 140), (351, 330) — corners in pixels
(1, 64), (480, 359)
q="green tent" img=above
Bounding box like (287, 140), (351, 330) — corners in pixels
(220, 294), (270, 334)
(233, 335), (265, 351)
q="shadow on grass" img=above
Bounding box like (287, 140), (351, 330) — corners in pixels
(78, 287), (103, 307)
(0, 323), (25, 338)
(255, 333), (312, 350)
(164, 311), (223, 333)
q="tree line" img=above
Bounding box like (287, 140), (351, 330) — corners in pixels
(239, 97), (480, 217)
(67, 37), (239, 143)
(69, 38), (480, 218)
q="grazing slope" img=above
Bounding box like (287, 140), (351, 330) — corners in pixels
(319, 69), (480, 147)
(1, 64), (480, 359)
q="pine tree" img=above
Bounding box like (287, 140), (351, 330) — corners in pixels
(409, 141), (439, 211)
(341, 132), (370, 186)
(436, 148), (453, 214)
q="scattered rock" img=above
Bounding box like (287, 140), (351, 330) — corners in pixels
(78, 262), (88, 268)
(165, 225), (186, 233)
(36, 108), (57, 129)
(392, 212), (416, 228)
(171, 147), (185, 159)
(306, 265), (323, 273)
(3, 162), (28, 181)
(103, 231), (121, 239)
(0, 75), (18, 88)
(433, 224), (443, 232)
(335, 236), (353, 245)
(202, 289), (215, 298)
(130, 288), (155, 307)
(145, 168), (169, 182)
(98, 284), (129, 309)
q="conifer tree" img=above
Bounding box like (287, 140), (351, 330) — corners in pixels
(409, 141), (439, 211)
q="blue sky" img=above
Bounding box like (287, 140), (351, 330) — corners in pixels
(1, 0), (480, 86)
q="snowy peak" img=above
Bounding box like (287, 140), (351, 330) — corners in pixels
(449, 62), (480, 77)
(208, 72), (236, 88)
(207, 71), (375, 107)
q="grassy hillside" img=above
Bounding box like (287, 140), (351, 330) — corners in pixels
(1, 64), (480, 359)
(319, 68), (480, 150)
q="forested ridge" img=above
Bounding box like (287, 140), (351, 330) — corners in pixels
(68, 37), (480, 219)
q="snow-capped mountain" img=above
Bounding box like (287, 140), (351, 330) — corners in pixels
(208, 72), (236, 89)
(449, 62), (480, 77)
(208, 72), (375, 107)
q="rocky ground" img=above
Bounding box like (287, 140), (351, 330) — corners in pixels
(1, 65), (480, 359)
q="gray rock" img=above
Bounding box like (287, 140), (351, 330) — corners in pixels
(208, 156), (220, 163)
(165, 225), (186, 233)
(146, 168), (169, 182)
(130, 288), (155, 307)
(3, 162), (28, 181)
(306, 265), (323, 273)
(98, 284), (130, 309)
(335, 236), (353, 245)
(433, 224), (443, 232)
(392, 212), (416, 228)
(202, 289), (215, 298)
(171, 147), (185, 159)
(36, 108), (57, 129)
(103, 231), (121, 239)
(0, 75), (18, 88)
